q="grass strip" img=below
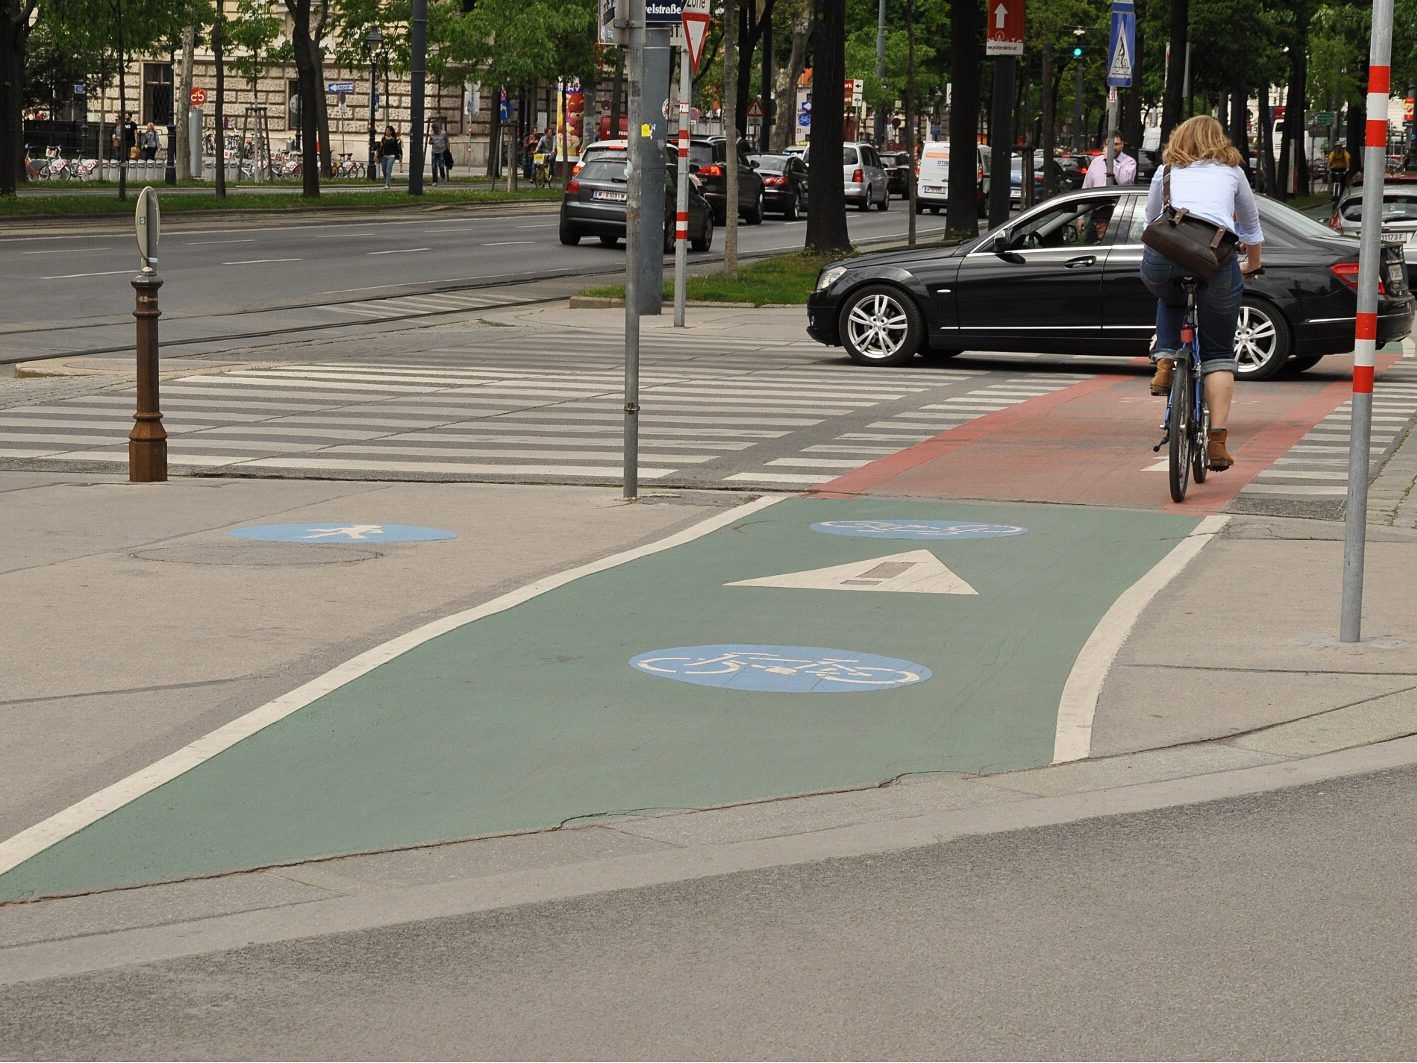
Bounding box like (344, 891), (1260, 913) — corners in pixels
(0, 186), (560, 217)
(578, 250), (845, 306)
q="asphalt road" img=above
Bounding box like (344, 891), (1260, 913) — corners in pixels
(0, 203), (954, 335)
(4, 764), (1417, 1059)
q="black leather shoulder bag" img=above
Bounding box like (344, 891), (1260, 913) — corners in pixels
(1140, 164), (1239, 280)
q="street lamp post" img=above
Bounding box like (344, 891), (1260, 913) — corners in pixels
(1072, 27), (1085, 151)
(365, 26), (382, 181)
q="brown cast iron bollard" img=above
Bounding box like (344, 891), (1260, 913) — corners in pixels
(129, 271), (167, 482)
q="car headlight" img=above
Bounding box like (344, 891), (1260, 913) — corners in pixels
(816, 266), (847, 291)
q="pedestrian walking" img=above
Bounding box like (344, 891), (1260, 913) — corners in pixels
(376, 125), (402, 189)
(1082, 133), (1137, 187)
(429, 122), (449, 185)
(140, 122), (160, 161)
(1328, 142), (1351, 198)
(523, 129), (538, 180)
(1141, 115), (1265, 472)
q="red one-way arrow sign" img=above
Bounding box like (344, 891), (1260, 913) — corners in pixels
(682, 0), (711, 73)
(985, 0), (1024, 56)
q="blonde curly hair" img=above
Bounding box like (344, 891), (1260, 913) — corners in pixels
(1162, 115), (1245, 168)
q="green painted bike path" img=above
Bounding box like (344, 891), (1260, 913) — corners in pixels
(0, 498), (1198, 902)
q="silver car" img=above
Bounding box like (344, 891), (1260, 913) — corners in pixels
(841, 142), (889, 212)
(1334, 187), (1417, 289)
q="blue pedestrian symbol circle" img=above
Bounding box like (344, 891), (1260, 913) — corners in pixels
(228, 523), (457, 544)
(811, 519), (1026, 541)
(630, 644), (931, 693)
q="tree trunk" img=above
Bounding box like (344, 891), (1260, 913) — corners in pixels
(905, 0), (915, 245)
(176, 23), (196, 181)
(1122, 0), (1144, 150)
(609, 51), (624, 139)
(771, 5), (808, 152)
(287, 0), (320, 196)
(1258, 91), (1276, 194)
(0, 0), (30, 196)
(214, 16), (226, 197)
(1277, 14), (1309, 199)
(1040, 39), (1055, 198)
(759, 4), (772, 152)
(724, 0), (739, 277)
(1229, 79), (1248, 176)
(1160, 0), (1187, 141)
(804, 0), (849, 253)
(945, 0), (980, 236)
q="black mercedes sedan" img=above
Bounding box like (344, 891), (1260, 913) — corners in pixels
(559, 158), (714, 253)
(806, 186), (1415, 378)
(749, 153), (809, 219)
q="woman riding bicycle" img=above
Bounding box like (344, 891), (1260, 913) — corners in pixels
(1142, 115), (1264, 471)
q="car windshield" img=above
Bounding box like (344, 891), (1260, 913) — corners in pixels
(577, 160), (627, 183)
(689, 143), (716, 167)
(752, 155), (788, 173)
(1344, 195), (1417, 223)
(1259, 196), (1353, 242)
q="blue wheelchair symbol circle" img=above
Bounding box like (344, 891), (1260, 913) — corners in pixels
(630, 644), (931, 693)
(228, 522), (457, 544)
(811, 519), (1027, 541)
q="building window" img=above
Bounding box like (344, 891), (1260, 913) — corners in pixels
(143, 62), (174, 126)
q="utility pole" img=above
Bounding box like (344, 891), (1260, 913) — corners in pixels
(873, 0), (887, 145)
(905, 0), (916, 245)
(619, 0), (646, 499)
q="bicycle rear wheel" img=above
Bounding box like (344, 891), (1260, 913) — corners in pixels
(1168, 356), (1193, 503)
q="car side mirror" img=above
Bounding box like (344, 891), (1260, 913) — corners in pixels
(991, 232), (1011, 253)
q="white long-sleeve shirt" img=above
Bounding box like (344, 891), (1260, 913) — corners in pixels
(1145, 161), (1264, 244)
(1082, 151), (1136, 187)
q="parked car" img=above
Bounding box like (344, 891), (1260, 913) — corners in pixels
(559, 157), (715, 252)
(688, 136), (766, 225)
(878, 150), (914, 198)
(748, 153), (809, 219)
(806, 186), (1414, 377)
(914, 140), (991, 215)
(1333, 186), (1417, 288)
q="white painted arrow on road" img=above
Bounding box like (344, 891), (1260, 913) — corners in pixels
(727, 550), (978, 595)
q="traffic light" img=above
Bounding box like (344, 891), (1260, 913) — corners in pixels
(1073, 45), (1083, 57)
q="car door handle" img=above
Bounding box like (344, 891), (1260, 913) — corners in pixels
(1063, 255), (1096, 268)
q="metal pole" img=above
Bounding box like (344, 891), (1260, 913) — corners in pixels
(640, 30), (671, 314)
(1105, 89), (1118, 183)
(623, 0), (644, 499)
(130, 271), (166, 482)
(874, 0), (887, 145)
(367, 58), (378, 180)
(1340, 0), (1395, 642)
(674, 46), (691, 327)
(988, 56), (1015, 227)
(1074, 61), (1085, 151)
(905, 0), (916, 245)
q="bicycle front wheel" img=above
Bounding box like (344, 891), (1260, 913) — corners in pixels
(1168, 356), (1193, 503)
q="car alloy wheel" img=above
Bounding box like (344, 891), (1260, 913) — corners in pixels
(841, 284), (924, 367)
(1233, 299), (1292, 381)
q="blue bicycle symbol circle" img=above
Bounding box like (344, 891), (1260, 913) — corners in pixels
(811, 519), (1027, 541)
(630, 645), (932, 693)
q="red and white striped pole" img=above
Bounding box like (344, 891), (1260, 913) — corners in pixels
(1340, 0), (1394, 642)
(673, 51), (692, 328)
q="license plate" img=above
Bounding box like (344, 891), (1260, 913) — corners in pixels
(593, 190), (626, 202)
(923, 185), (944, 194)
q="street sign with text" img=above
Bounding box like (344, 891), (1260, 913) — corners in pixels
(985, 0), (1024, 56)
(1106, 0), (1135, 87)
(326, 81), (356, 94)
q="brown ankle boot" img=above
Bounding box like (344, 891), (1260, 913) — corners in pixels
(1150, 357), (1175, 396)
(1207, 427), (1234, 471)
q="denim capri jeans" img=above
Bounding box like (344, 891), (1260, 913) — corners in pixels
(1140, 246), (1243, 375)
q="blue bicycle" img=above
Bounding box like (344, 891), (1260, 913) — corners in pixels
(1153, 275), (1209, 503)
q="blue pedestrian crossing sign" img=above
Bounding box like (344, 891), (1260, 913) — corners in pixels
(1107, 0), (1135, 87)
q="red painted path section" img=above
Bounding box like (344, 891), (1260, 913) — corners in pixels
(818, 359), (1396, 514)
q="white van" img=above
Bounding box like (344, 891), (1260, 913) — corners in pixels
(915, 141), (991, 216)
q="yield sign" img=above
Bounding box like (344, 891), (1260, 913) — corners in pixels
(727, 550), (978, 595)
(681, 0), (711, 73)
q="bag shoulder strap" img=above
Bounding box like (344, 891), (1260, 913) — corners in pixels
(1162, 164), (1172, 211)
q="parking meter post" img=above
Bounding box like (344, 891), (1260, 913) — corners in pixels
(1340, 0), (1395, 643)
(130, 187), (166, 484)
(674, 48), (691, 328)
(623, 0), (645, 500)
(639, 28), (671, 314)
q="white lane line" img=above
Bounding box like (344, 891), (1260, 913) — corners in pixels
(222, 258), (302, 265)
(241, 457), (678, 476)
(0, 494), (783, 882)
(485, 240), (535, 246)
(723, 471), (838, 484)
(21, 247), (109, 255)
(1053, 515), (1230, 764)
(367, 247), (432, 255)
(41, 269), (133, 280)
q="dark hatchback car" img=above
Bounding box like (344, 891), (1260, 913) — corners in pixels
(807, 186), (1414, 376)
(748, 153), (808, 219)
(689, 137), (767, 225)
(559, 158), (714, 252)
(879, 150), (913, 198)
